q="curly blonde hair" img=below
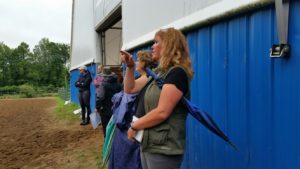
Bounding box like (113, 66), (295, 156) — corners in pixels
(137, 50), (157, 69)
(155, 28), (193, 79)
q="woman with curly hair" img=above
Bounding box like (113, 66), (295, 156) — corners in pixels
(108, 50), (157, 169)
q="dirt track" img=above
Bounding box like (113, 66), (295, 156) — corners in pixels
(0, 98), (103, 169)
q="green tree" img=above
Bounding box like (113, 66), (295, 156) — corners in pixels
(32, 38), (70, 87)
(0, 42), (12, 86)
(0, 39), (70, 90)
(9, 42), (31, 85)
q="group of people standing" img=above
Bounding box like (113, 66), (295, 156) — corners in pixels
(95, 66), (122, 136)
(75, 27), (193, 169)
(75, 64), (121, 136)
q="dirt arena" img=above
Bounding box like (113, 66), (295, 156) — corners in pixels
(0, 98), (103, 169)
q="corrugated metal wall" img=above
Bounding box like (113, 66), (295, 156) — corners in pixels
(70, 64), (97, 112)
(70, 1), (300, 168)
(182, 2), (300, 169)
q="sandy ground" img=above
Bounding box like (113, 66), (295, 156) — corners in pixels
(0, 98), (104, 169)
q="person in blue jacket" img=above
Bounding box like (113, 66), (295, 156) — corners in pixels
(75, 66), (92, 125)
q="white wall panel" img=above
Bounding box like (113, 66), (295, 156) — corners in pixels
(70, 0), (99, 70)
(122, 0), (271, 50)
(122, 0), (184, 47)
(94, 0), (121, 27)
(122, 0), (222, 48)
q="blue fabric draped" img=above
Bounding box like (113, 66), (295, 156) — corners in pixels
(108, 127), (142, 169)
(108, 91), (142, 169)
(111, 91), (138, 129)
(145, 67), (237, 150)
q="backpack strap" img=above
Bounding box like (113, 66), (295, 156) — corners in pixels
(146, 66), (190, 92)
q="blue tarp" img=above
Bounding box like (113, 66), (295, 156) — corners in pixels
(108, 91), (142, 169)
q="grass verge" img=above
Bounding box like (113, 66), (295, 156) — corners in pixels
(54, 97), (80, 121)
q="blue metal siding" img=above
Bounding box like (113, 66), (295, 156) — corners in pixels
(70, 63), (97, 111)
(68, 2), (300, 168)
(273, 2), (300, 168)
(248, 8), (274, 169)
(226, 16), (249, 169)
(182, 2), (300, 169)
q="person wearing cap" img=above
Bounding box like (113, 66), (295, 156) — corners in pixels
(75, 65), (92, 125)
(96, 66), (122, 137)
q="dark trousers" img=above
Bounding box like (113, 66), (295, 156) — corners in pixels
(79, 90), (91, 122)
(141, 152), (183, 169)
(97, 108), (111, 137)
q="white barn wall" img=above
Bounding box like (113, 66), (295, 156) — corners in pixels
(94, 0), (121, 28)
(70, 0), (99, 70)
(122, 0), (272, 50)
(122, 0), (221, 49)
(122, 0), (184, 47)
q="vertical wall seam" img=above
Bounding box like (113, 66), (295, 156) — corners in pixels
(245, 14), (251, 169)
(269, 7), (275, 169)
(225, 21), (229, 169)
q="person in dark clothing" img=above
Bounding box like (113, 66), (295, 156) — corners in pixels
(96, 66), (122, 137)
(75, 66), (92, 125)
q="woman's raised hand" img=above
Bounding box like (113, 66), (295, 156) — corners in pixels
(120, 50), (135, 68)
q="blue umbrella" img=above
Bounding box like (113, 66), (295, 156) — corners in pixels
(145, 67), (237, 150)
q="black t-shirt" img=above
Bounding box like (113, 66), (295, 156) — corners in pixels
(164, 67), (188, 95)
(134, 78), (153, 118)
(134, 67), (188, 118)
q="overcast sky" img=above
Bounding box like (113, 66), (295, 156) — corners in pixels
(0, 0), (72, 49)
